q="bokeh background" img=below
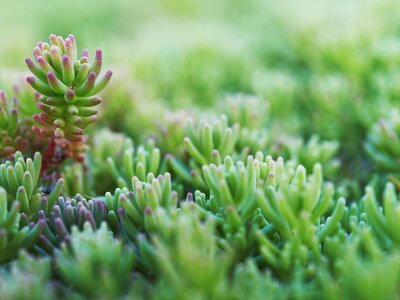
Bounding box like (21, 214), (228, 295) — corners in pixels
(1, 0), (400, 181)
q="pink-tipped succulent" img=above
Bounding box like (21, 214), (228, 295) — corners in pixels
(25, 34), (112, 163)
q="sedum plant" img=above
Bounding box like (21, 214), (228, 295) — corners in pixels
(3, 20), (400, 299)
(286, 135), (340, 179)
(107, 138), (164, 188)
(138, 204), (231, 300)
(194, 154), (283, 261)
(0, 187), (44, 262)
(256, 163), (345, 279)
(56, 222), (135, 299)
(0, 91), (28, 160)
(88, 128), (131, 193)
(365, 110), (400, 176)
(0, 151), (63, 220)
(25, 34), (112, 164)
(0, 252), (53, 300)
(221, 94), (269, 130)
(104, 172), (178, 240)
(60, 162), (92, 197)
(167, 116), (240, 190)
(155, 110), (192, 156)
(362, 182), (400, 249)
(37, 194), (108, 254)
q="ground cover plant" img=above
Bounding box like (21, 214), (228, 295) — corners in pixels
(1, 0), (400, 299)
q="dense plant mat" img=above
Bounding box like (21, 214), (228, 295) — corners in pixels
(1, 1), (400, 299)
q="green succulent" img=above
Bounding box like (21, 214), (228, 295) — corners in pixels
(0, 91), (28, 160)
(107, 138), (164, 188)
(365, 110), (400, 184)
(0, 188), (44, 262)
(0, 252), (53, 300)
(56, 222), (134, 299)
(104, 172), (178, 240)
(256, 163), (345, 279)
(37, 194), (108, 254)
(0, 151), (63, 219)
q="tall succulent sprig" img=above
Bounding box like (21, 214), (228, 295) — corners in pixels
(25, 34), (112, 164)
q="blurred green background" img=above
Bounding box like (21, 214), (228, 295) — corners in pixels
(1, 0), (400, 170)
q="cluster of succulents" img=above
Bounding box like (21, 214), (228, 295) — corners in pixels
(2, 20), (400, 299)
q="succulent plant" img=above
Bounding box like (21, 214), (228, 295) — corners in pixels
(25, 34), (112, 163)
(155, 110), (192, 156)
(0, 91), (29, 160)
(56, 222), (134, 298)
(0, 252), (54, 300)
(365, 110), (400, 176)
(87, 128), (130, 193)
(138, 204), (231, 299)
(285, 135), (340, 179)
(167, 116), (240, 190)
(37, 194), (108, 254)
(104, 172), (178, 240)
(362, 182), (400, 249)
(0, 187), (44, 262)
(1, 8), (400, 298)
(107, 138), (164, 188)
(256, 163), (345, 279)
(221, 94), (269, 130)
(0, 151), (63, 220)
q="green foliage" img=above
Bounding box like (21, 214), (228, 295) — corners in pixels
(0, 91), (28, 160)
(194, 154), (282, 261)
(336, 232), (400, 300)
(167, 116), (240, 190)
(155, 110), (191, 156)
(365, 110), (400, 173)
(104, 172), (178, 240)
(107, 138), (164, 188)
(140, 204), (230, 299)
(221, 94), (269, 130)
(363, 182), (400, 248)
(256, 163), (344, 279)
(134, 45), (253, 107)
(2, 2), (400, 298)
(37, 194), (108, 254)
(56, 222), (134, 299)
(0, 252), (53, 300)
(0, 151), (63, 219)
(0, 188), (44, 262)
(283, 135), (340, 179)
(60, 162), (92, 197)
